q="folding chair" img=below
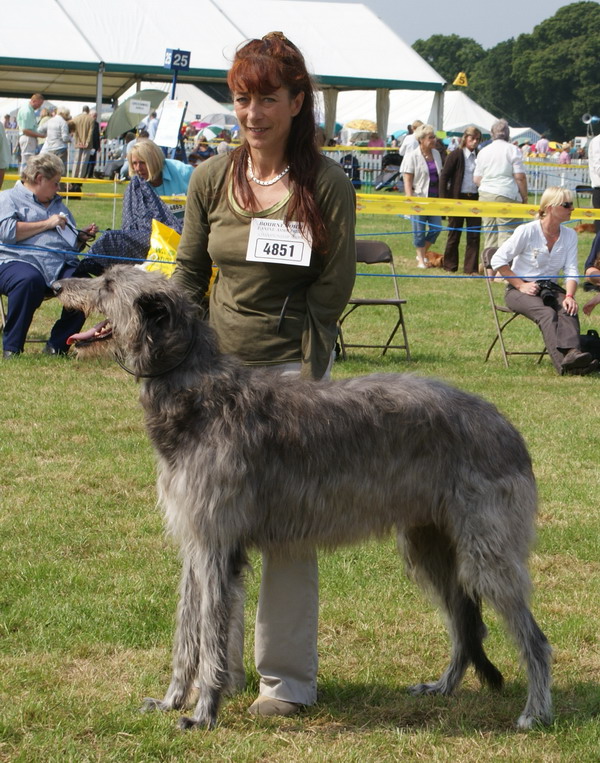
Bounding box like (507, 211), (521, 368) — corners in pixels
(338, 239), (411, 360)
(482, 252), (546, 368)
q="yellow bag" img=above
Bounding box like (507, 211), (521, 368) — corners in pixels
(143, 219), (218, 295)
(143, 219), (180, 277)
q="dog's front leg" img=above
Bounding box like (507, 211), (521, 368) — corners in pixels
(141, 552), (202, 714)
(178, 546), (243, 730)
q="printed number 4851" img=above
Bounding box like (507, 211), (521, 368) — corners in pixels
(264, 242), (295, 257)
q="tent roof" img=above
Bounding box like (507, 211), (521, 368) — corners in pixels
(328, 89), (497, 135)
(0, 0), (445, 102)
(441, 91), (497, 134)
(509, 126), (542, 144)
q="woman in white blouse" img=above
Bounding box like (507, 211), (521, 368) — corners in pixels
(491, 186), (597, 375)
(402, 124), (443, 268)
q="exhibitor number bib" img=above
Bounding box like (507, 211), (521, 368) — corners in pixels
(246, 218), (312, 267)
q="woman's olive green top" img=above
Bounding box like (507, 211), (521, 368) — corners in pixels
(173, 154), (356, 379)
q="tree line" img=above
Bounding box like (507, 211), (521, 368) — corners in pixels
(412, 1), (600, 140)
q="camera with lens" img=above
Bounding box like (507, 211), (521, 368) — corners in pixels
(536, 279), (560, 307)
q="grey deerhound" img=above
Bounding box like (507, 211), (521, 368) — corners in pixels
(54, 266), (552, 731)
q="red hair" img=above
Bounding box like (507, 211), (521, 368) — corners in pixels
(227, 33), (327, 251)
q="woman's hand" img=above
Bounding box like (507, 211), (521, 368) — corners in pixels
(47, 213), (67, 230)
(562, 294), (578, 316)
(517, 281), (539, 296)
(78, 223), (98, 241)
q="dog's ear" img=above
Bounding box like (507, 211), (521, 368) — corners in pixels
(135, 292), (172, 326)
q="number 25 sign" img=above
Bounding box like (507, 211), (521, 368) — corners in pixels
(164, 49), (191, 71)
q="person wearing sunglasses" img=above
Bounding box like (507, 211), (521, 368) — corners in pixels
(491, 186), (597, 375)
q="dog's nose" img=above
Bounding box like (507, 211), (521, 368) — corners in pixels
(51, 281), (63, 295)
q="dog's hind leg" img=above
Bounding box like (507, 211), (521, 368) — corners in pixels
(178, 544), (247, 730)
(484, 585), (552, 729)
(141, 551), (204, 714)
(400, 526), (503, 697)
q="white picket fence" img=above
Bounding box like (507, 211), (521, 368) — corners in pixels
(3, 129), (593, 201)
(325, 147), (592, 199)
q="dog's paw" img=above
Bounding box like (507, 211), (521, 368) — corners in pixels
(516, 711), (553, 731)
(140, 697), (171, 713)
(408, 681), (450, 697)
(177, 714), (216, 731)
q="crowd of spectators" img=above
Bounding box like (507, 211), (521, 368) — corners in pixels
(1, 92), (599, 371)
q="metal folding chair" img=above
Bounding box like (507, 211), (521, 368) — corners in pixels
(482, 252), (546, 368)
(338, 239), (411, 360)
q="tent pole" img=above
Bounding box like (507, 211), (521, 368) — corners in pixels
(112, 175), (117, 229)
(431, 89), (445, 132)
(96, 62), (105, 124)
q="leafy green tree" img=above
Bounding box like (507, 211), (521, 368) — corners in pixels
(412, 2), (600, 139)
(511, 1), (600, 136)
(412, 34), (486, 86)
(469, 40), (527, 126)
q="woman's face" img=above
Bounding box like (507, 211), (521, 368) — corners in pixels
(31, 172), (61, 203)
(233, 86), (304, 154)
(464, 134), (480, 151)
(549, 198), (574, 222)
(131, 154), (149, 181)
(420, 133), (436, 150)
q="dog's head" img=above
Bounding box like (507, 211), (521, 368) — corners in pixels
(53, 266), (200, 375)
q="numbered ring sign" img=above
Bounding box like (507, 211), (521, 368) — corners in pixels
(246, 218), (313, 267)
(164, 49), (191, 71)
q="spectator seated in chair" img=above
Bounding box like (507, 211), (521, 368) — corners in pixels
(0, 153), (98, 358)
(490, 186), (598, 376)
(86, 139), (193, 269)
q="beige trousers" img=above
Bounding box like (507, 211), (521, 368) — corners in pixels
(226, 354), (334, 705)
(478, 190), (524, 251)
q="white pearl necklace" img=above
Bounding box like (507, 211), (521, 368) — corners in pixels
(247, 156), (290, 186)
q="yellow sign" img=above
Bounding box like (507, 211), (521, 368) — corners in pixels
(453, 72), (468, 87)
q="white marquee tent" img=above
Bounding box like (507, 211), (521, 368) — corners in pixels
(328, 89), (498, 139)
(0, 0), (446, 138)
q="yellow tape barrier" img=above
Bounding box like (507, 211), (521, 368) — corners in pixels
(4, 172), (114, 185)
(3, 173), (186, 202)
(355, 194), (600, 220)
(5, 172), (599, 219)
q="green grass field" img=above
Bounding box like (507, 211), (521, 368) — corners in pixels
(1, 191), (599, 761)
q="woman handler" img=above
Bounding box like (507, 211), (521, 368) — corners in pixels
(173, 32), (356, 716)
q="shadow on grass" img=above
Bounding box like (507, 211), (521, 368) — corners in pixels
(229, 678), (600, 735)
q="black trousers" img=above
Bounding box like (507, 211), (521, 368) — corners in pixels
(593, 187), (600, 234)
(442, 192), (480, 274)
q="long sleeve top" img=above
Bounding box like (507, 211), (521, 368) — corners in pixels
(173, 154), (356, 379)
(491, 219), (578, 284)
(0, 181), (80, 284)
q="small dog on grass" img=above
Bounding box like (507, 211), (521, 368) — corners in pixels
(574, 223), (596, 234)
(424, 251), (444, 268)
(54, 266), (552, 732)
